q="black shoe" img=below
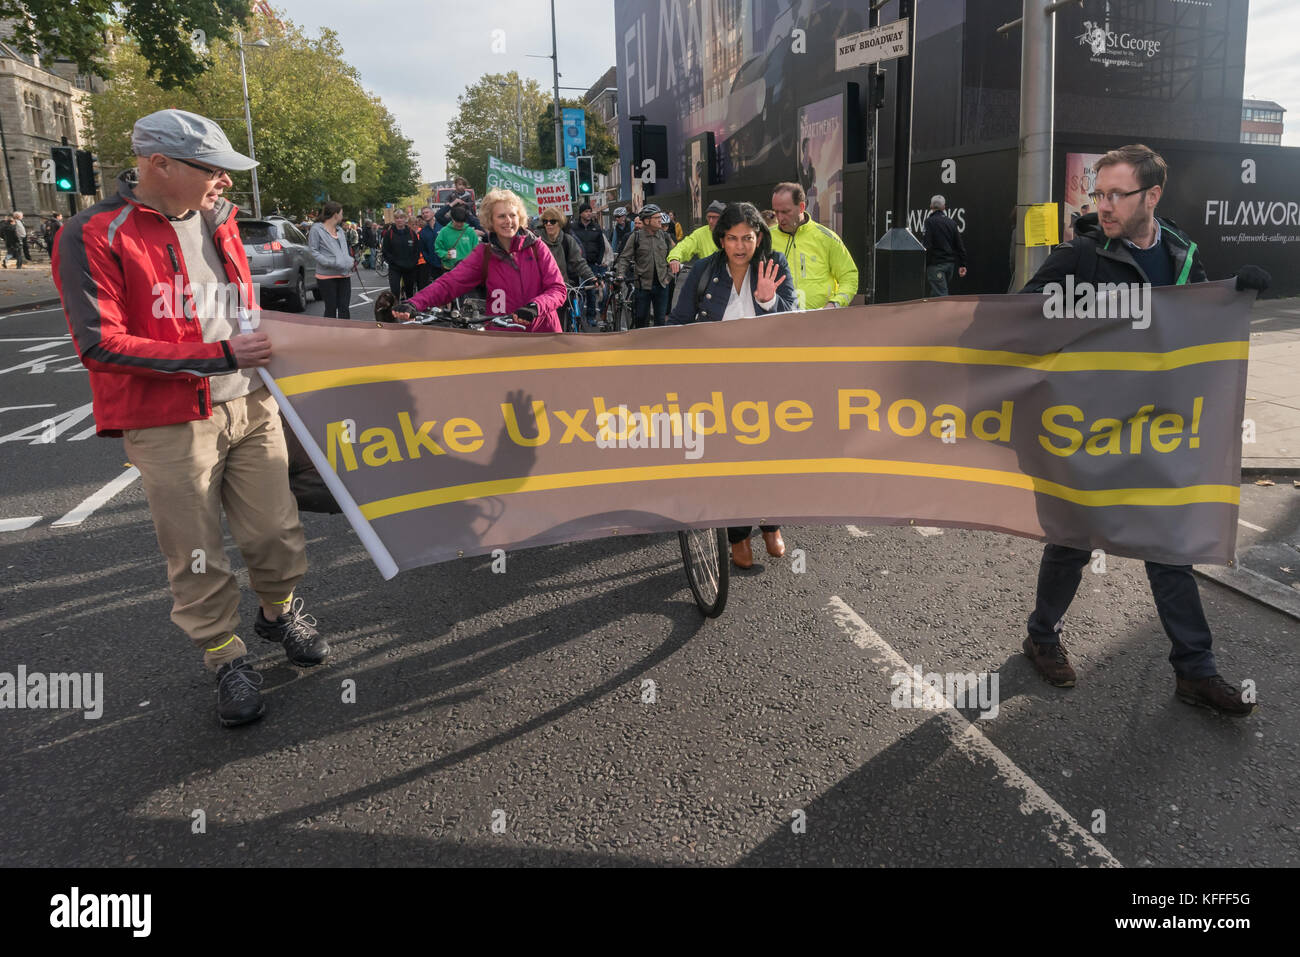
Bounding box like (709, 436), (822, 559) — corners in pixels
(255, 597), (329, 666)
(216, 656), (265, 727)
(1022, 636), (1077, 687)
(1176, 673), (1255, 717)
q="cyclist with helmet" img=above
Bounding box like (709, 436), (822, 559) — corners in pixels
(614, 204), (676, 328)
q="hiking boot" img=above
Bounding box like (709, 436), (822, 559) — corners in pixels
(1022, 636), (1076, 687)
(216, 656), (265, 727)
(255, 597), (329, 666)
(1176, 674), (1255, 717)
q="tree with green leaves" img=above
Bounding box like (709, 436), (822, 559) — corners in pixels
(90, 15), (420, 215)
(532, 98), (618, 176)
(1, 0), (251, 90)
(444, 72), (551, 192)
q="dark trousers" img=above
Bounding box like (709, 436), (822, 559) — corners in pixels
(415, 262), (432, 290)
(926, 262), (954, 296)
(728, 525), (780, 545)
(319, 277), (351, 319)
(1027, 543), (1216, 678)
(388, 266), (417, 300)
(633, 281), (670, 328)
(587, 265), (607, 323)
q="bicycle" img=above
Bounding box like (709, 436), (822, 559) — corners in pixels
(373, 247), (389, 278)
(678, 527), (730, 617)
(564, 276), (602, 333)
(604, 275), (636, 332)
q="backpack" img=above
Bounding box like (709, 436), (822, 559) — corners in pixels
(0, 221), (15, 245)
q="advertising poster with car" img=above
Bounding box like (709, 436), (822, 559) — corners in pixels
(797, 93), (845, 236)
(1064, 152), (1104, 240)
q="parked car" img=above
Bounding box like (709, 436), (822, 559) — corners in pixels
(237, 216), (319, 312)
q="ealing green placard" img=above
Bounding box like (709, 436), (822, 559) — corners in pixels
(484, 155), (573, 217)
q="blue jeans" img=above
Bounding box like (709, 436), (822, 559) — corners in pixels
(1027, 544), (1216, 678)
(926, 262), (954, 296)
(633, 281), (670, 328)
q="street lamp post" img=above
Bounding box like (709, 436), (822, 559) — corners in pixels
(235, 28), (270, 218)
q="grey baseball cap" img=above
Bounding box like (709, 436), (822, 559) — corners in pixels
(706, 200), (727, 215)
(131, 109), (258, 171)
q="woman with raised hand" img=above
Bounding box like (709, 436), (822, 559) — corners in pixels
(668, 201), (797, 568)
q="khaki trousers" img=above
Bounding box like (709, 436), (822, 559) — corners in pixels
(123, 387), (307, 670)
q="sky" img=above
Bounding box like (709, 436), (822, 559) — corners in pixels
(265, 0), (1300, 178)
(263, 0), (618, 181)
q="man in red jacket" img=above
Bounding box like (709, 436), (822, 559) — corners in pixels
(52, 109), (329, 728)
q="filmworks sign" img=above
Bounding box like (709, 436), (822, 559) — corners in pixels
(1076, 2), (1162, 69)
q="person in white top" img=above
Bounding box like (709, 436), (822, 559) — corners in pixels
(667, 201), (798, 568)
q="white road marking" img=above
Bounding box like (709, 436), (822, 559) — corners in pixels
(914, 526), (944, 537)
(1, 336), (69, 343)
(20, 340), (70, 352)
(0, 306), (64, 318)
(51, 467), (141, 527)
(1238, 519), (1267, 533)
(825, 596), (1123, 868)
(0, 516), (42, 532)
(846, 525), (874, 537)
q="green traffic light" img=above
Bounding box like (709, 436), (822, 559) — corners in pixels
(57, 178), (73, 190)
(580, 184), (591, 192)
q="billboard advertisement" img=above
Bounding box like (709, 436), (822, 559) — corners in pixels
(797, 93), (845, 236)
(1064, 152), (1105, 240)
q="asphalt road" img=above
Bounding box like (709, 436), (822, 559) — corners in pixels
(2, 288), (1298, 867)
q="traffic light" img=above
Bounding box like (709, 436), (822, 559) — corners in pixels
(576, 156), (594, 195)
(75, 150), (98, 196)
(51, 146), (77, 193)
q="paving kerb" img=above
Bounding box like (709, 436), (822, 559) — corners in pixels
(0, 261), (60, 315)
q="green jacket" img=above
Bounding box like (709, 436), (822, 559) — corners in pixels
(773, 215), (858, 308)
(667, 223), (718, 265)
(434, 223), (479, 271)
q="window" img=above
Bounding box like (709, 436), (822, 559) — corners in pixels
(32, 155), (56, 212)
(52, 100), (72, 140)
(24, 90), (47, 134)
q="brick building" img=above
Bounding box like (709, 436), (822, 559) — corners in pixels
(1241, 98), (1284, 146)
(0, 29), (105, 220)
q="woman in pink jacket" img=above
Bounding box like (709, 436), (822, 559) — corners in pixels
(392, 188), (567, 332)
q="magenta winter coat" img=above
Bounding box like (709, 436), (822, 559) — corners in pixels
(408, 230), (567, 333)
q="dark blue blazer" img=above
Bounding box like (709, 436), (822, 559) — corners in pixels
(667, 250), (797, 324)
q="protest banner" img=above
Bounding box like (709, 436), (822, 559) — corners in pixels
(257, 282), (1252, 579)
(484, 155), (573, 216)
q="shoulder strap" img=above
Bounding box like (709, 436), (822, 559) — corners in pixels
(480, 240), (492, 286)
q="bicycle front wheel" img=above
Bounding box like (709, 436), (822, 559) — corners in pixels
(678, 527), (729, 617)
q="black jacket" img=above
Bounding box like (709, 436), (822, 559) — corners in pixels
(571, 220), (607, 265)
(381, 224), (422, 270)
(1021, 213), (1207, 292)
(668, 251), (798, 324)
(922, 210), (967, 268)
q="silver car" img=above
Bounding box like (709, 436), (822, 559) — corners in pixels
(238, 217), (319, 312)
